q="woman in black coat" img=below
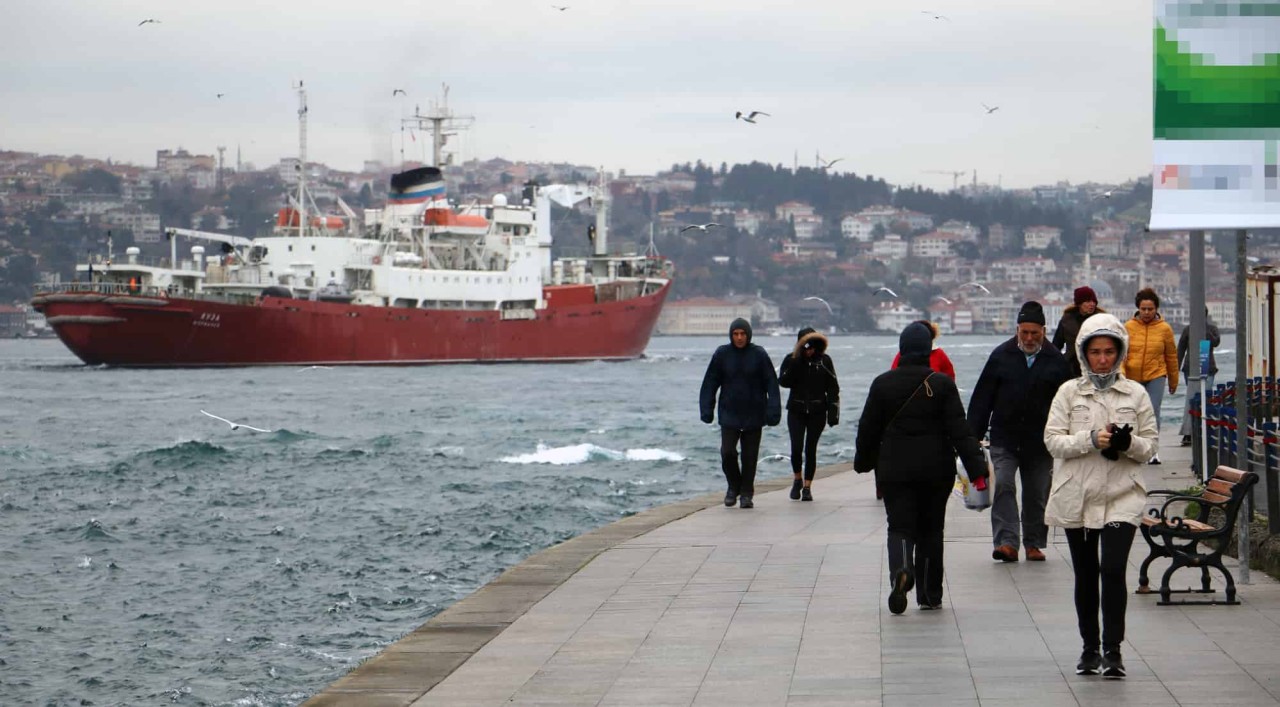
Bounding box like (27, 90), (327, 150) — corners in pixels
(854, 322), (988, 614)
(778, 327), (840, 501)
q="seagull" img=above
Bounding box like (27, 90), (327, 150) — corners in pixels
(920, 10), (950, 20)
(804, 296), (834, 314)
(392, 89), (407, 96)
(735, 111), (770, 124)
(138, 18), (160, 26)
(932, 295), (953, 305)
(818, 157), (844, 170)
(1093, 188), (1123, 200)
(298, 365), (334, 371)
(981, 103), (1000, 114)
(874, 287), (899, 298)
(200, 410), (273, 433)
(551, 4), (570, 9)
(961, 281), (991, 294)
(216, 93), (226, 99)
(680, 222), (722, 233)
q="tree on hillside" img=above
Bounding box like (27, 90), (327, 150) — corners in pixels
(63, 168), (122, 195)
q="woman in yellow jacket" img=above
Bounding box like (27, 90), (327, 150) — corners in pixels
(1122, 287), (1178, 464)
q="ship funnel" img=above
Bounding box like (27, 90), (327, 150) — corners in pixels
(387, 166), (445, 220)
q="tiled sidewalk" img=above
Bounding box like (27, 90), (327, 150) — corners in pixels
(308, 431), (1280, 706)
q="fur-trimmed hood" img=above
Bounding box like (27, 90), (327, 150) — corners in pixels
(793, 330), (829, 359)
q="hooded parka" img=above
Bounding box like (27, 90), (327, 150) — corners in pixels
(778, 329), (840, 414)
(1043, 313), (1159, 529)
(699, 318), (782, 429)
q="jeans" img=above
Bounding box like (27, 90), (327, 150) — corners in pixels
(1180, 375), (1214, 436)
(720, 427), (763, 498)
(989, 445), (1053, 549)
(1140, 377), (1166, 436)
(787, 408), (826, 480)
(1065, 523), (1137, 651)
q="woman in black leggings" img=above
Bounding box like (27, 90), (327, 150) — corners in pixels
(778, 328), (839, 501)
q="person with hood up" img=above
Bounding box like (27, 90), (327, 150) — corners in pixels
(890, 319), (957, 379)
(700, 318), (782, 509)
(1044, 312), (1158, 679)
(1123, 287), (1178, 464)
(854, 322), (987, 613)
(778, 327), (840, 501)
(1052, 286), (1104, 378)
(1177, 310), (1221, 446)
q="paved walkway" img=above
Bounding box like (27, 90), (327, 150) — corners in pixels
(307, 430), (1280, 706)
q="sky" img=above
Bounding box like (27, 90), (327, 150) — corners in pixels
(1, 0), (1154, 192)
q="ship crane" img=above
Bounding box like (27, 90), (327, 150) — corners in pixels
(924, 169), (967, 191)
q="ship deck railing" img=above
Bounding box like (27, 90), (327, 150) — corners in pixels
(35, 282), (260, 306)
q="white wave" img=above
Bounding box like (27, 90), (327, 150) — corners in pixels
(78, 556), (92, 569)
(500, 443), (684, 465)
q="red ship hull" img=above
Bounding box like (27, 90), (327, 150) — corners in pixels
(34, 281), (670, 367)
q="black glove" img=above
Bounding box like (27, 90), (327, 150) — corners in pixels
(826, 402), (840, 427)
(701, 413), (713, 424)
(1101, 423), (1133, 461)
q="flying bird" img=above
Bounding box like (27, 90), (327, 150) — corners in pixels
(932, 295), (953, 305)
(961, 281), (990, 294)
(551, 4), (570, 9)
(874, 287), (899, 298)
(138, 18), (160, 26)
(200, 410), (273, 433)
(920, 10), (950, 20)
(680, 222), (722, 233)
(804, 296), (834, 314)
(735, 111), (770, 124)
(981, 103), (999, 114)
(392, 89), (407, 96)
(298, 365), (334, 371)
(1093, 188), (1123, 200)
(216, 93), (226, 99)
(818, 157), (844, 170)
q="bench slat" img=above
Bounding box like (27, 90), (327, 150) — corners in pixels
(1202, 491), (1231, 504)
(1207, 479), (1236, 496)
(1214, 466), (1248, 483)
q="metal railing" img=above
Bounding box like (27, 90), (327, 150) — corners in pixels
(1190, 378), (1280, 532)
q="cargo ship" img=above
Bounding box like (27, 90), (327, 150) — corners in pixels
(31, 87), (672, 366)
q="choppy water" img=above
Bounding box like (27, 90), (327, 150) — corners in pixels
(0, 334), (1194, 706)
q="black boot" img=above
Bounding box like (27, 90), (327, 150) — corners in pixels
(886, 532), (916, 615)
(790, 477), (803, 500)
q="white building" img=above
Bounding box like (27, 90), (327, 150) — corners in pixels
(793, 213), (825, 240)
(841, 214), (877, 242)
(776, 201), (816, 222)
(911, 232), (961, 259)
(871, 234), (909, 260)
(936, 219), (980, 243)
(1024, 226), (1063, 250)
(990, 256), (1057, 285)
(872, 302), (925, 333)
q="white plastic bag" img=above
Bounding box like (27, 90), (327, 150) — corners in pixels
(953, 446), (993, 512)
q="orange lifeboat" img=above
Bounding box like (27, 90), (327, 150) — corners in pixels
(275, 208), (345, 230)
(424, 208), (488, 229)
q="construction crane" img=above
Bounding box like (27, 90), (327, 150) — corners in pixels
(924, 170), (967, 191)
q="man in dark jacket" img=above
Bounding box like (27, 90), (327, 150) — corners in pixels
(1052, 286), (1103, 379)
(700, 318), (782, 509)
(969, 301), (1071, 563)
(1177, 311), (1222, 445)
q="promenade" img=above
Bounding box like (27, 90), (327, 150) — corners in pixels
(307, 429), (1280, 706)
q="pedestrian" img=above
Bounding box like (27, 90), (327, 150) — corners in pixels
(1044, 312), (1158, 679)
(700, 317), (782, 509)
(1123, 287), (1178, 464)
(1177, 309), (1221, 446)
(968, 301), (1071, 563)
(855, 322), (988, 613)
(1052, 286), (1104, 378)
(778, 327), (840, 502)
(891, 319), (956, 379)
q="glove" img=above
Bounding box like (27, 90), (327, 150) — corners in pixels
(701, 413), (713, 424)
(826, 402), (840, 427)
(973, 476), (988, 491)
(1101, 423), (1133, 461)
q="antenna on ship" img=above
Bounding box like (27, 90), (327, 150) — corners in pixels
(404, 83), (474, 169)
(645, 221), (660, 258)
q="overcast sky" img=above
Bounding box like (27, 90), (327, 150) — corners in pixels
(2, 0), (1153, 191)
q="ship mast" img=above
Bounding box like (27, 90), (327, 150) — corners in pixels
(404, 84), (473, 169)
(295, 81), (308, 237)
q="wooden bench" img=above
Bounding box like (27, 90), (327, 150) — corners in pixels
(1135, 465), (1259, 605)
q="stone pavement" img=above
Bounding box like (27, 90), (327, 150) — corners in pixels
(306, 429), (1280, 706)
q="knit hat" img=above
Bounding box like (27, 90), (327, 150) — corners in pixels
(1073, 286), (1098, 307)
(899, 322), (933, 359)
(1016, 301), (1046, 326)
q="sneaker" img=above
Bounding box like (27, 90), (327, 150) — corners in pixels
(992, 545), (1019, 562)
(790, 478), (803, 500)
(801, 487), (813, 502)
(918, 603), (942, 611)
(888, 568), (914, 615)
(739, 495), (754, 509)
(1101, 650), (1125, 678)
(1148, 456), (1162, 465)
(1076, 648), (1102, 676)
(724, 492), (737, 507)
(1180, 435), (1192, 447)
(1025, 547), (1046, 562)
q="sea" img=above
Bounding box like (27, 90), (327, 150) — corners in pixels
(0, 333), (1198, 706)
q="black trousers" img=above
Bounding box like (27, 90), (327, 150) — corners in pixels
(882, 477), (953, 606)
(787, 408), (826, 480)
(720, 427), (763, 497)
(1064, 523), (1137, 651)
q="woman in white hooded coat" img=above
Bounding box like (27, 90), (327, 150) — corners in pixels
(1043, 312), (1158, 680)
